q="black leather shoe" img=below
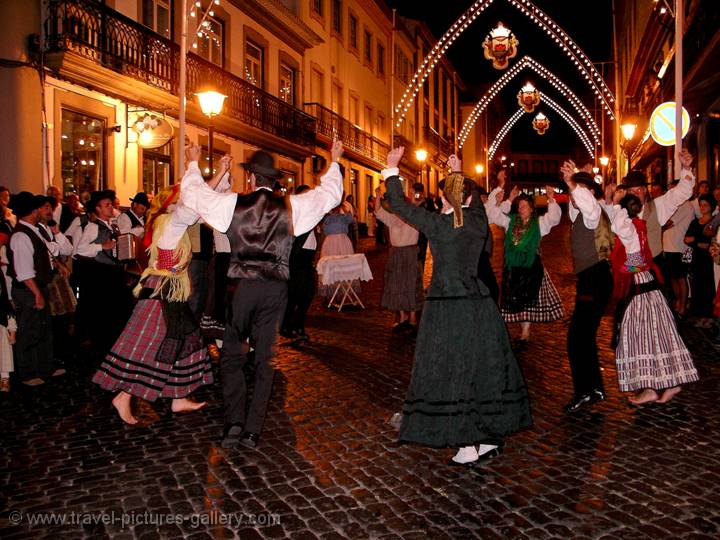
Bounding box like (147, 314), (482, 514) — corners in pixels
(564, 389), (605, 413)
(239, 432), (260, 449)
(221, 423), (244, 449)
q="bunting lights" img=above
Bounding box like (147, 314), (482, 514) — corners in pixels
(482, 23), (519, 69)
(532, 112), (550, 134)
(393, 0), (615, 129)
(488, 109), (525, 160)
(539, 92), (595, 157)
(518, 83), (541, 112)
(458, 56), (600, 149)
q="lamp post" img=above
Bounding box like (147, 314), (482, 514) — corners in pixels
(415, 148), (428, 191)
(475, 163), (484, 184)
(621, 122), (637, 177)
(196, 90), (226, 177)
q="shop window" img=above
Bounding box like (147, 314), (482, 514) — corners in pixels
(60, 109), (105, 198)
(142, 141), (173, 195)
(142, 0), (171, 39)
(197, 14), (223, 67)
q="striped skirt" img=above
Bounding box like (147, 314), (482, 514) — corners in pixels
(501, 270), (565, 323)
(381, 245), (423, 311)
(92, 279), (213, 401)
(616, 271), (698, 392)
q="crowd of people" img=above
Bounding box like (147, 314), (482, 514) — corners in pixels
(0, 138), (718, 468)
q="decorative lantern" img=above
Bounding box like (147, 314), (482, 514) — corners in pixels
(518, 83), (541, 113)
(532, 112), (550, 135)
(483, 23), (519, 70)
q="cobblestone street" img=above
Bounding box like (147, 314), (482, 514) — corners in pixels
(2, 218), (720, 539)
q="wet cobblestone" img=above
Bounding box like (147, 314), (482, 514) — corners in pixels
(1, 219), (719, 538)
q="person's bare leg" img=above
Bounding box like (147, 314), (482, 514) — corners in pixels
(112, 391), (138, 424)
(657, 386), (682, 403)
(520, 322), (531, 340)
(628, 388), (659, 404)
(171, 398), (207, 413)
(409, 311), (418, 326)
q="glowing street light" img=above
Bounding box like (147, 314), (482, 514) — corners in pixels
(599, 155), (610, 166)
(196, 90), (226, 176)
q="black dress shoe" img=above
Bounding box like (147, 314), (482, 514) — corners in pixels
(221, 423), (244, 448)
(239, 431), (260, 449)
(564, 389), (605, 413)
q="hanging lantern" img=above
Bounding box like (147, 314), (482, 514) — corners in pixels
(518, 83), (541, 113)
(482, 23), (519, 70)
(532, 112), (550, 135)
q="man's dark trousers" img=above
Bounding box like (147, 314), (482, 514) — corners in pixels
(221, 279), (288, 433)
(567, 261), (613, 397)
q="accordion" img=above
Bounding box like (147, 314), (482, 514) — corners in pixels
(117, 233), (137, 262)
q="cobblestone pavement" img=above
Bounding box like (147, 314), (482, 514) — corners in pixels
(2, 218), (720, 539)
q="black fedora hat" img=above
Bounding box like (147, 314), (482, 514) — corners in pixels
(9, 192), (47, 218)
(572, 172), (603, 199)
(241, 150), (282, 179)
(130, 192), (150, 207)
(619, 170), (650, 189)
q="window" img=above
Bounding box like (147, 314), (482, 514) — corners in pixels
(395, 46), (411, 85)
(331, 81), (343, 115)
(197, 15), (223, 67)
(377, 43), (385, 76)
(142, 0), (171, 38)
(312, 0), (323, 17)
(310, 67), (324, 103)
(245, 40), (263, 87)
(349, 95), (359, 125)
(280, 63), (295, 105)
(364, 30), (372, 66)
(377, 113), (386, 140)
(142, 141), (174, 194)
(364, 104), (373, 134)
(60, 109), (105, 197)
(348, 14), (358, 50)
(332, 0), (342, 35)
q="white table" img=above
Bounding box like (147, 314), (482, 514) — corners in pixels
(316, 253), (373, 311)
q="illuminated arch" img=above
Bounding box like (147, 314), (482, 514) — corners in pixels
(458, 56), (599, 148)
(488, 97), (596, 160)
(393, 0), (615, 128)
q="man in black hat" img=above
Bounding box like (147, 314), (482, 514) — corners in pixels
(560, 163), (615, 413)
(117, 192), (149, 238)
(166, 140), (344, 449)
(608, 149), (696, 264)
(7, 192), (61, 385)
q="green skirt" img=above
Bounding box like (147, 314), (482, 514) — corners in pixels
(399, 294), (532, 448)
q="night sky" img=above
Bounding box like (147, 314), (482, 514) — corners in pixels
(385, 0), (614, 158)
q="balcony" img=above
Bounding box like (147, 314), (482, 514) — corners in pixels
(304, 103), (389, 168)
(422, 126), (453, 159)
(44, 0), (316, 149)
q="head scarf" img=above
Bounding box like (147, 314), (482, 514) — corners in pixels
(443, 172), (466, 228)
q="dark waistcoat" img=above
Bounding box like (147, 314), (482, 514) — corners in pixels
(124, 210), (143, 229)
(7, 223), (52, 287)
(94, 221), (119, 265)
(227, 190), (292, 281)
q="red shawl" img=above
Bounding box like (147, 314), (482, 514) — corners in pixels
(609, 217), (663, 299)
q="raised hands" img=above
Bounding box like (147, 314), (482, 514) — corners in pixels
(545, 185), (555, 202)
(560, 160), (576, 187)
(387, 146), (405, 169)
(509, 185), (520, 201)
(679, 148), (693, 169)
(218, 154), (233, 174)
(186, 143), (201, 163)
(495, 190), (504, 206)
(613, 187), (627, 205)
(331, 139), (344, 162)
(448, 154), (462, 173)
(497, 169), (507, 189)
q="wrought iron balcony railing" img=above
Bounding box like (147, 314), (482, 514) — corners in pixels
(44, 0), (316, 147)
(303, 103), (389, 165)
(422, 126), (453, 158)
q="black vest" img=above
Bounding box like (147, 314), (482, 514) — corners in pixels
(124, 210), (143, 229)
(93, 220), (119, 265)
(227, 190), (292, 281)
(7, 222), (52, 287)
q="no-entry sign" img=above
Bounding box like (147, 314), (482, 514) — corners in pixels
(649, 101), (690, 146)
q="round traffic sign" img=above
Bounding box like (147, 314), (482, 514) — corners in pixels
(649, 102), (690, 146)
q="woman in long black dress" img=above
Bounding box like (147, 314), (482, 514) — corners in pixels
(382, 147), (531, 466)
(684, 194), (717, 327)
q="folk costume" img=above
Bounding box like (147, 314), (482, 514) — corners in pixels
(609, 204), (698, 394)
(93, 187), (213, 402)
(381, 169), (531, 455)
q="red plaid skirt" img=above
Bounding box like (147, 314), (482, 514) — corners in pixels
(92, 294), (212, 401)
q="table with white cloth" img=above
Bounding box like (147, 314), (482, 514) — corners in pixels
(316, 254), (373, 311)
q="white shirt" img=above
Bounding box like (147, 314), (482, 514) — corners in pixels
(485, 194), (561, 236)
(66, 215), (85, 250)
(568, 185), (602, 229)
(610, 205), (640, 253)
(159, 160), (344, 250)
(301, 231), (317, 250)
(663, 201), (695, 253)
(117, 210), (145, 238)
(9, 220), (53, 282)
(38, 222), (73, 257)
(52, 203), (62, 225)
(76, 219), (116, 258)
(487, 187), (513, 215)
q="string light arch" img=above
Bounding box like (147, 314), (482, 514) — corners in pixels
(488, 96), (596, 161)
(458, 56), (600, 149)
(393, 0), (615, 129)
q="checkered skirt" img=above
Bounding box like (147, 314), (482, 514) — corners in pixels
(501, 270), (565, 323)
(92, 295), (212, 401)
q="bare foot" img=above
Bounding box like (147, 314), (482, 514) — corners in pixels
(171, 398), (207, 413)
(656, 386), (682, 403)
(112, 392), (138, 424)
(629, 389), (659, 405)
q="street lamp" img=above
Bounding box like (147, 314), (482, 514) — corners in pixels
(620, 122), (637, 177)
(415, 148), (428, 191)
(196, 90), (226, 177)
(599, 156), (610, 167)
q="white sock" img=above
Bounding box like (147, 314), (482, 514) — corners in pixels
(451, 446), (479, 464)
(476, 444), (498, 456)
(215, 339), (223, 348)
